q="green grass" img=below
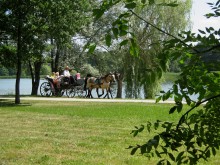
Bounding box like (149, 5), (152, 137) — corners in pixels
(0, 100), (219, 165)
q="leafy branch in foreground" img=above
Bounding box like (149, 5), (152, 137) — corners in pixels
(129, 1), (220, 164)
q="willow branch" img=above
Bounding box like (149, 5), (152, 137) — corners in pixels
(129, 10), (200, 53)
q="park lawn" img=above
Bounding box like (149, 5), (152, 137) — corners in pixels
(0, 99), (219, 165)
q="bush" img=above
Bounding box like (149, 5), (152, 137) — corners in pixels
(0, 66), (9, 76)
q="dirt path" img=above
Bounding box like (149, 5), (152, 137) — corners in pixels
(0, 96), (176, 104)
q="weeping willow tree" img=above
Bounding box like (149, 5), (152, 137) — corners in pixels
(124, 0), (192, 98)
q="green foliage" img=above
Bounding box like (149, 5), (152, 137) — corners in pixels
(91, 0), (192, 99)
(80, 63), (100, 77)
(0, 66), (9, 76)
(40, 64), (51, 75)
(0, 45), (17, 68)
(128, 1), (220, 164)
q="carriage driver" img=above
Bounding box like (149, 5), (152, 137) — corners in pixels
(63, 66), (74, 84)
(63, 66), (71, 77)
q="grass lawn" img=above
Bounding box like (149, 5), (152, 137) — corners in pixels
(0, 99), (219, 165)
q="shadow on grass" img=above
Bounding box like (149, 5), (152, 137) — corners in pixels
(0, 99), (32, 107)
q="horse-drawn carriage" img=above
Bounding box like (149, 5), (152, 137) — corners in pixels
(40, 72), (119, 98)
(40, 76), (86, 97)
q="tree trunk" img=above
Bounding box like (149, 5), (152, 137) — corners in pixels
(29, 61), (42, 95)
(116, 79), (123, 98)
(51, 38), (56, 72)
(116, 73), (124, 98)
(54, 44), (60, 72)
(15, 59), (22, 104)
(15, 0), (22, 104)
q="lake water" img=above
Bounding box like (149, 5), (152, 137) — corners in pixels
(0, 78), (174, 99)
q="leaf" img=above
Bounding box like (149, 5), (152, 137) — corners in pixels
(176, 102), (183, 113)
(176, 151), (184, 162)
(206, 27), (210, 33)
(92, 9), (104, 20)
(119, 29), (128, 36)
(140, 144), (147, 153)
(119, 12), (131, 18)
(132, 130), (138, 137)
(139, 125), (145, 132)
(153, 135), (160, 148)
(212, 147), (216, 156)
(154, 121), (160, 130)
(169, 106), (177, 114)
(173, 84), (178, 93)
(168, 152), (175, 161)
(105, 34), (111, 47)
(156, 96), (162, 103)
(125, 2), (136, 9)
(131, 147), (139, 155)
(112, 28), (118, 38)
(205, 149), (211, 158)
(119, 39), (128, 48)
(155, 150), (161, 158)
(88, 44), (96, 53)
(147, 121), (152, 133)
(162, 90), (171, 101)
(167, 160), (172, 165)
(198, 29), (206, 34)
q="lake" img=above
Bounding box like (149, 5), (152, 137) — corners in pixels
(0, 78), (45, 95)
(0, 78), (174, 99)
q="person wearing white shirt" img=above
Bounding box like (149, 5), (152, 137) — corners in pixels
(63, 65), (75, 84)
(63, 66), (71, 77)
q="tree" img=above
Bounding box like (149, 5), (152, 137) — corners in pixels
(90, 0), (192, 99)
(46, 0), (93, 72)
(28, 0), (92, 95)
(93, 0), (220, 164)
(123, 1), (192, 98)
(0, 0), (93, 99)
(0, 0), (52, 102)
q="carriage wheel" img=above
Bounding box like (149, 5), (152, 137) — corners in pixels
(40, 82), (53, 97)
(75, 86), (86, 98)
(66, 86), (76, 98)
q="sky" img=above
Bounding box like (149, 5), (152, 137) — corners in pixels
(191, 0), (220, 33)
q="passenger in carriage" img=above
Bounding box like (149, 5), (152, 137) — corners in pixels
(50, 72), (56, 79)
(53, 72), (61, 88)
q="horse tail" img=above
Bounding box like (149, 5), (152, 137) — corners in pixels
(84, 74), (92, 91)
(84, 78), (87, 90)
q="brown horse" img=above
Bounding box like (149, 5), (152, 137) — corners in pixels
(86, 73), (116, 98)
(97, 72), (120, 99)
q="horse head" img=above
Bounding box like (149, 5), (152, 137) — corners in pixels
(106, 72), (116, 83)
